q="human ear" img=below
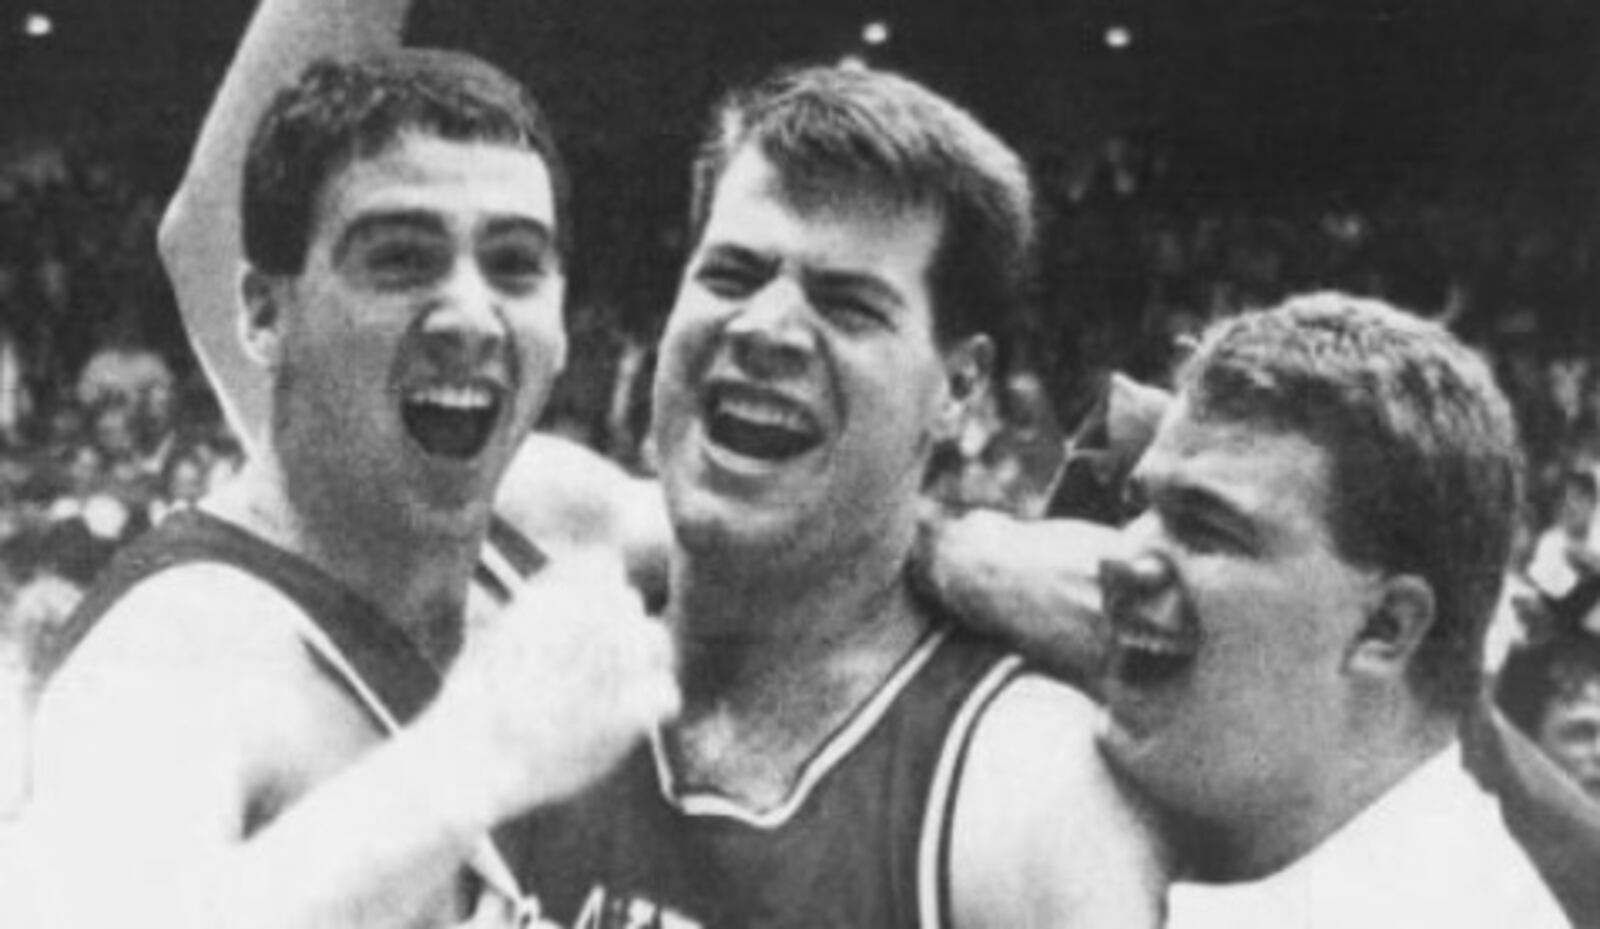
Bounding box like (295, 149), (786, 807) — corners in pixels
(1348, 574), (1437, 682)
(239, 267), (288, 369)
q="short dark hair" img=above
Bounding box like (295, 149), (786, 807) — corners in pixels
(1178, 292), (1524, 716)
(242, 49), (570, 276)
(1497, 632), (1600, 736)
(687, 64), (1036, 347)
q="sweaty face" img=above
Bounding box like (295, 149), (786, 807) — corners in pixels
(652, 149), (953, 567)
(272, 133), (566, 537)
(1098, 400), (1379, 835)
(1536, 677), (1600, 798)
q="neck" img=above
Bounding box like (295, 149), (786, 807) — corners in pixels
(667, 516), (923, 706)
(205, 452), (481, 667)
(659, 530), (931, 806)
(1178, 701), (1456, 882)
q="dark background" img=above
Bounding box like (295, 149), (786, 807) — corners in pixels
(4, 0), (1599, 339)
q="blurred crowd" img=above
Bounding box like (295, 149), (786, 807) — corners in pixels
(5, 124), (1600, 813)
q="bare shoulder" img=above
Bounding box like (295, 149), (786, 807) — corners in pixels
(33, 562), (374, 839)
(949, 673), (1170, 929)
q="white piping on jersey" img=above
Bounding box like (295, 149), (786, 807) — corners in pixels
(276, 600), (533, 914)
(478, 541), (525, 603)
(650, 627), (950, 830)
(916, 655), (1025, 929)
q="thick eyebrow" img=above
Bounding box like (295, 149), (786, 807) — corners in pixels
(332, 211), (557, 264)
(694, 240), (910, 310)
(331, 210), (448, 265)
(1137, 471), (1262, 546)
(696, 242), (777, 274)
(480, 216), (557, 253)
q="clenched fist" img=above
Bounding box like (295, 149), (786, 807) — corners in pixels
(417, 550), (679, 826)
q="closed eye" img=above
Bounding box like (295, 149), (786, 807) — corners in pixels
(694, 260), (764, 298)
(813, 289), (892, 332)
(1149, 484), (1256, 556)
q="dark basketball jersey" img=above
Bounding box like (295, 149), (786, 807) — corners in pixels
(47, 509), (440, 720)
(47, 507), (544, 914)
(515, 626), (1025, 929)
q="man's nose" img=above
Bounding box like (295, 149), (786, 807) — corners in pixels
(1099, 510), (1177, 600)
(725, 279), (814, 378)
(1099, 550), (1175, 600)
(421, 260), (506, 363)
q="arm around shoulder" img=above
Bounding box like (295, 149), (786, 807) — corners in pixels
(948, 674), (1171, 929)
(918, 510), (1117, 686)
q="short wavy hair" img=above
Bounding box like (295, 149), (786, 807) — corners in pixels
(688, 64), (1036, 348)
(1179, 292), (1524, 715)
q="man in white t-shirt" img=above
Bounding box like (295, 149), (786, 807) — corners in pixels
(1097, 293), (1566, 928)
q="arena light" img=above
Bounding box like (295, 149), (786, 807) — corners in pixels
(24, 12), (53, 38)
(862, 21), (891, 47)
(1104, 25), (1132, 50)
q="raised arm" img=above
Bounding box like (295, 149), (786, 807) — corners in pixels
(157, 0), (412, 452)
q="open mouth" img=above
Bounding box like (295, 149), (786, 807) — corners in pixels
(1113, 628), (1198, 687)
(704, 386), (822, 462)
(1105, 583), (1200, 688)
(401, 384), (503, 460)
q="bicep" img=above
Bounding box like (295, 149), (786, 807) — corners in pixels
(948, 676), (1169, 929)
(28, 621), (257, 855)
(24, 571), (317, 865)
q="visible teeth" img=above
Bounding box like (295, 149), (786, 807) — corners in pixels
(407, 385), (494, 410)
(716, 395), (809, 432)
(1118, 629), (1194, 657)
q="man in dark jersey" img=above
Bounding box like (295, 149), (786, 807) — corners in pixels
(79, 0), (1593, 923)
(515, 65), (1167, 929)
(4, 1), (677, 926)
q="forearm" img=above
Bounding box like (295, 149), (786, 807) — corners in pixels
(919, 508), (1114, 686)
(12, 721), (500, 929)
(158, 0), (414, 451)
(217, 722), (498, 929)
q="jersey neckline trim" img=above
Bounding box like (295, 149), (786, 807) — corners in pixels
(650, 626), (950, 829)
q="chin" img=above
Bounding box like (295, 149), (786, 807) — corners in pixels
(670, 495), (799, 562)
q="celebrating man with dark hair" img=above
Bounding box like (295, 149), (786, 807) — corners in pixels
(5, 2), (677, 926)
